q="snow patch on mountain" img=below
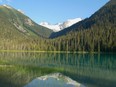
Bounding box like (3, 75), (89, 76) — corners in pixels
(3, 4), (12, 9)
(18, 9), (24, 14)
(39, 18), (82, 32)
(39, 22), (62, 32)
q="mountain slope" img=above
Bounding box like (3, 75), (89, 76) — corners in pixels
(50, 0), (116, 52)
(39, 18), (82, 32)
(0, 5), (53, 50)
(0, 5), (53, 38)
(0, 0), (115, 52)
(50, 0), (116, 38)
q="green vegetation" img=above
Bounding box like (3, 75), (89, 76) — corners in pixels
(0, 5), (53, 39)
(50, 0), (116, 52)
(0, 0), (116, 52)
(0, 1), (115, 87)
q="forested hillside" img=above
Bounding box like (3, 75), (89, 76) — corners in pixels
(49, 0), (116, 52)
(0, 5), (53, 38)
(0, 5), (53, 51)
(0, 0), (115, 52)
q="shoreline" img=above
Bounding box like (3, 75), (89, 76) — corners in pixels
(0, 50), (115, 54)
(0, 50), (97, 53)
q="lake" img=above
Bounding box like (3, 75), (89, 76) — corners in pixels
(0, 52), (116, 87)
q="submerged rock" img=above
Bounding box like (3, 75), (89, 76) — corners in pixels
(24, 73), (85, 87)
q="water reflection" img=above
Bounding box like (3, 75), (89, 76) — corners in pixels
(0, 52), (116, 87)
(24, 73), (86, 87)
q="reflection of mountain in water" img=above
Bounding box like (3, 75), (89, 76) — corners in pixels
(24, 73), (85, 87)
(0, 52), (116, 87)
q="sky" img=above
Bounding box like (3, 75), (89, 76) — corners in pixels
(0, 0), (109, 24)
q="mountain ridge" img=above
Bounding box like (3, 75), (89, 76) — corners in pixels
(50, 0), (116, 38)
(0, 4), (53, 38)
(0, 0), (115, 52)
(0, 4), (54, 50)
(39, 18), (82, 32)
(49, 0), (116, 52)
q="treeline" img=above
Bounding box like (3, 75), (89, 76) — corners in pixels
(0, 26), (115, 52)
(52, 27), (116, 52)
(49, 0), (116, 52)
(0, 0), (115, 52)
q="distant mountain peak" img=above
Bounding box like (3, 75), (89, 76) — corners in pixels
(39, 18), (82, 32)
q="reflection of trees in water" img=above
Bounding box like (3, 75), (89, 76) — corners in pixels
(0, 52), (115, 71)
(0, 52), (115, 69)
(0, 52), (116, 87)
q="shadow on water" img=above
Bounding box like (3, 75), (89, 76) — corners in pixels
(0, 52), (116, 87)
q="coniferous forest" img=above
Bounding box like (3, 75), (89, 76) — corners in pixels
(0, 1), (116, 87)
(0, 0), (116, 52)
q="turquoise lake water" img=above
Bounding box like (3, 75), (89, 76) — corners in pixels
(0, 52), (116, 87)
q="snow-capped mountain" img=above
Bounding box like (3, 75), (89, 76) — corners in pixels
(39, 18), (82, 32)
(39, 22), (61, 32)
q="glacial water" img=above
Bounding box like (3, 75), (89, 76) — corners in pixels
(0, 52), (116, 87)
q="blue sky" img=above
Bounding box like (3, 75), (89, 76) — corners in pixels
(0, 0), (109, 24)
